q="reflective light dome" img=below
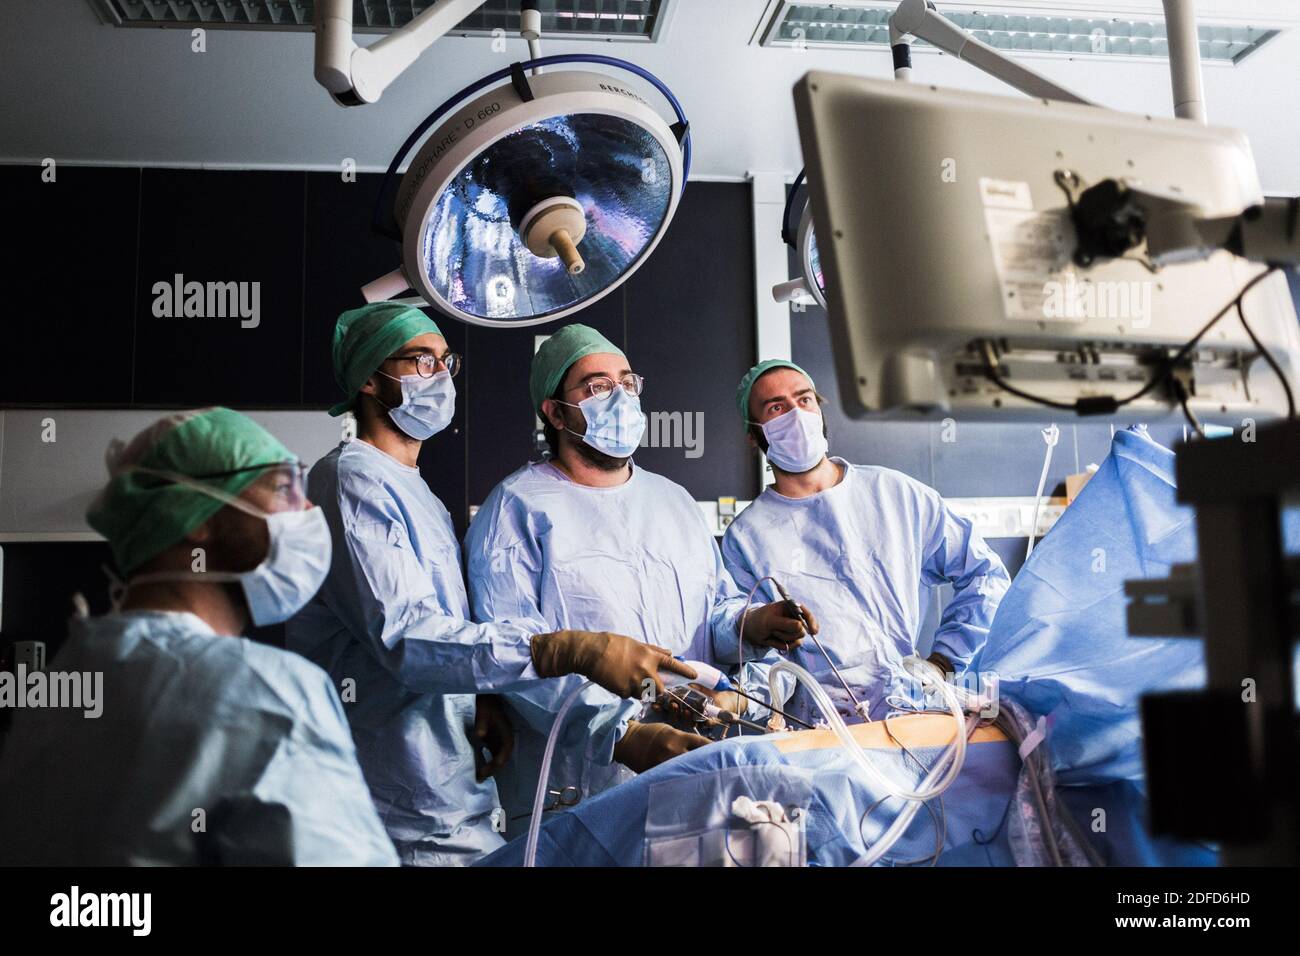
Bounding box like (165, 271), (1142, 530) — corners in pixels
(798, 199), (828, 309)
(389, 65), (688, 328)
(420, 113), (674, 323)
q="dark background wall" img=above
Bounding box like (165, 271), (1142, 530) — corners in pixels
(3, 163), (1297, 659)
(0, 164), (757, 655)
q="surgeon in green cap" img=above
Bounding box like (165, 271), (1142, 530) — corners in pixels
(464, 325), (811, 825)
(720, 359), (1010, 727)
(0, 407), (400, 865)
(287, 304), (691, 866)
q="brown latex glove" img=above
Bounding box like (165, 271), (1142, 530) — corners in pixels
(530, 630), (696, 700)
(654, 685), (744, 728)
(741, 600), (818, 651)
(473, 695), (514, 782)
(926, 652), (953, 678)
(613, 720), (709, 774)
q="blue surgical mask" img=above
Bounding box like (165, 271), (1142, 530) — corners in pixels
(559, 387), (646, 459)
(126, 470), (333, 627)
(380, 369), (455, 440)
(759, 407), (827, 473)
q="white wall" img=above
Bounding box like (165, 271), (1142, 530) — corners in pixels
(0, 410), (344, 540)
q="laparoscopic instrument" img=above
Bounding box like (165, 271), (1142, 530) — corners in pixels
(771, 580), (870, 720)
(661, 658), (812, 732)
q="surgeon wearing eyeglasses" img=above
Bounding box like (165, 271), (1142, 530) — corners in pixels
(0, 407), (398, 865)
(464, 324), (811, 827)
(286, 305), (693, 866)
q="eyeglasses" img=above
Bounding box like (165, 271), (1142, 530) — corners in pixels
(194, 461), (310, 510)
(571, 373), (645, 401)
(386, 352), (462, 379)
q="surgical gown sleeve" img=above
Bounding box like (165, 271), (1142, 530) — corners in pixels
(916, 485), (1010, 670)
(329, 475), (540, 695)
(464, 485), (637, 767)
(206, 658), (399, 866)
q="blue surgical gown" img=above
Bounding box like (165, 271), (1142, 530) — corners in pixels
(968, 426), (1206, 786)
(286, 439), (540, 866)
(720, 458), (1011, 723)
(464, 461), (774, 829)
(0, 610), (396, 866)
(967, 426), (1223, 865)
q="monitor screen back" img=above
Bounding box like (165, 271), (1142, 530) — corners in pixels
(793, 71), (1299, 421)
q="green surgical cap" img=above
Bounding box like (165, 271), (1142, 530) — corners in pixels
(86, 407), (296, 575)
(328, 302), (443, 416)
(529, 324), (626, 412)
(736, 359), (815, 421)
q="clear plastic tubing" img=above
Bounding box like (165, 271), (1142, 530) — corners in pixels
(524, 679), (592, 868)
(767, 660), (972, 865)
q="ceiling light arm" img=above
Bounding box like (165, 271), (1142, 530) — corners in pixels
(1164, 0), (1208, 123)
(890, 0), (1093, 105)
(522, 0), (544, 74)
(888, 14), (914, 81)
(314, 0), (488, 106)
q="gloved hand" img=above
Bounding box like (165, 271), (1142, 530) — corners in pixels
(530, 630), (697, 699)
(741, 600), (818, 651)
(473, 695), (515, 783)
(653, 685), (743, 728)
(926, 652), (953, 678)
(613, 720), (709, 773)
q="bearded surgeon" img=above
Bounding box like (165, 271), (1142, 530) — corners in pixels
(465, 325), (812, 825)
(287, 305), (693, 865)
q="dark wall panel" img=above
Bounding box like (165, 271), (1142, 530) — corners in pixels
(626, 182), (759, 501)
(133, 169), (306, 407)
(303, 171), (406, 408)
(0, 165), (139, 405)
(2, 170), (760, 531)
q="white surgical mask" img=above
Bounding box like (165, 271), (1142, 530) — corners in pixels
(759, 407), (827, 473)
(559, 387), (646, 459)
(380, 369), (455, 440)
(126, 468), (332, 627)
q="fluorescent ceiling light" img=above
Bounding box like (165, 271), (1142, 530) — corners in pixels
(90, 1), (670, 41)
(760, 3), (1280, 63)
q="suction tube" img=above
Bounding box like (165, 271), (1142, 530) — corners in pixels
(767, 659), (974, 865)
(524, 679), (593, 868)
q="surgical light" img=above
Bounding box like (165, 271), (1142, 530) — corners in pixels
(772, 169), (826, 310)
(364, 55), (690, 327)
(312, 2), (690, 327)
